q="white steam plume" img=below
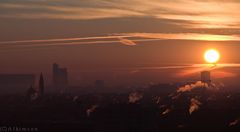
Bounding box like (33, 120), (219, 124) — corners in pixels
(229, 119), (240, 127)
(189, 98), (201, 115)
(177, 81), (206, 93)
(128, 92), (143, 103)
(86, 105), (99, 117)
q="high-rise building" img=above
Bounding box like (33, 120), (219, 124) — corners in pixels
(52, 63), (68, 93)
(201, 71), (211, 84)
(39, 73), (44, 97)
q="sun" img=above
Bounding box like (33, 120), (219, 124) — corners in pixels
(204, 49), (220, 63)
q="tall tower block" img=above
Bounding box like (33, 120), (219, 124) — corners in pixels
(201, 71), (211, 84)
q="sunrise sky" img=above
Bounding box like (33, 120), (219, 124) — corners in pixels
(1, 0), (240, 85)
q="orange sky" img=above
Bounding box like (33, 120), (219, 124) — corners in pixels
(0, 0), (240, 85)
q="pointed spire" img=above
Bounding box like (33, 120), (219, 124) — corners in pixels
(39, 73), (44, 97)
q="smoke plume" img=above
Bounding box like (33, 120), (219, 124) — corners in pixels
(161, 108), (171, 115)
(86, 105), (99, 117)
(177, 81), (206, 93)
(177, 81), (224, 93)
(153, 96), (161, 104)
(128, 92), (143, 103)
(189, 98), (201, 115)
(229, 119), (240, 127)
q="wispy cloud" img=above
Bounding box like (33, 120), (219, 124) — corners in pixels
(1, 32), (240, 50)
(0, 35), (130, 44)
(1, 0), (240, 44)
(0, 1), (144, 20)
(0, 35), (164, 50)
(117, 33), (240, 41)
(1, 0), (240, 28)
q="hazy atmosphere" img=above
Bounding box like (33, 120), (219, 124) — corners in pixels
(1, 1), (240, 131)
(1, 0), (240, 86)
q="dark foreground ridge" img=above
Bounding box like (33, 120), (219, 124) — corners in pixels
(0, 86), (240, 132)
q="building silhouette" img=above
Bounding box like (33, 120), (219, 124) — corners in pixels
(201, 71), (211, 84)
(0, 74), (35, 94)
(26, 85), (36, 101)
(39, 73), (44, 97)
(53, 63), (68, 93)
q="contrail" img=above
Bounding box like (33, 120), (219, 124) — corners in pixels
(0, 38), (162, 51)
(0, 35), (131, 44)
(118, 37), (136, 46)
(116, 63), (240, 77)
(111, 63), (240, 72)
(115, 33), (240, 41)
(134, 65), (203, 70)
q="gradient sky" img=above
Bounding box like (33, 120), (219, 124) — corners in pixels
(1, 0), (240, 86)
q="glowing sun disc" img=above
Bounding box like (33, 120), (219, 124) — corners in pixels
(204, 49), (220, 63)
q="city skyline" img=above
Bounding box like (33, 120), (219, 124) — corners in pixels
(1, 1), (240, 130)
